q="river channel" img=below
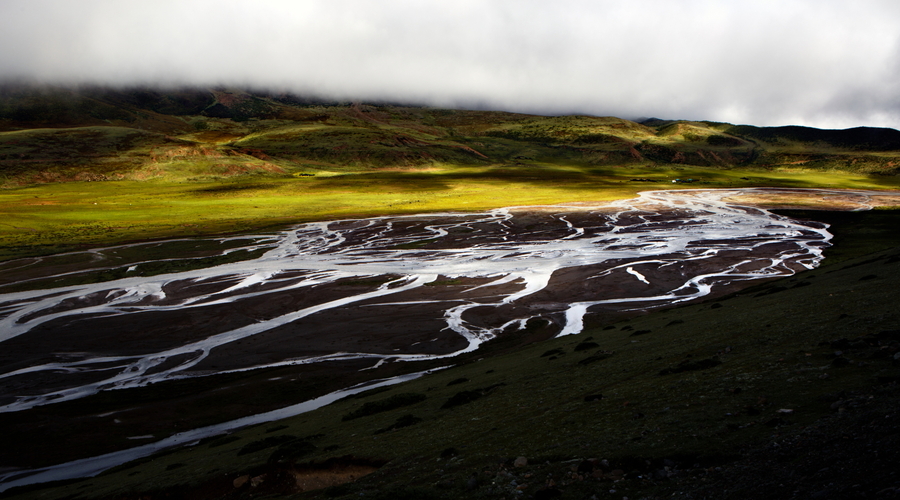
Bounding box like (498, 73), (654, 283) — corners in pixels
(1, 187), (899, 490)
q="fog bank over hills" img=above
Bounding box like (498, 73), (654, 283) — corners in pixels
(1, 0), (899, 130)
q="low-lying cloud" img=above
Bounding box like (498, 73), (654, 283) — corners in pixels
(3, 0), (899, 129)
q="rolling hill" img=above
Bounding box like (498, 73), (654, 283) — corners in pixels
(2, 85), (900, 188)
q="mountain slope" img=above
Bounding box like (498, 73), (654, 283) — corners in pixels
(2, 85), (900, 188)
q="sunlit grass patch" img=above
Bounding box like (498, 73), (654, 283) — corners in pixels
(0, 165), (897, 261)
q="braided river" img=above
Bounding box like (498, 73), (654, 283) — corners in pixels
(2, 187), (899, 490)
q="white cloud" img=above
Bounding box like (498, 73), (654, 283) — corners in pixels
(2, 0), (899, 129)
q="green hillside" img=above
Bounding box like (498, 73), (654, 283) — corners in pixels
(1, 86), (899, 261)
(3, 85), (900, 182)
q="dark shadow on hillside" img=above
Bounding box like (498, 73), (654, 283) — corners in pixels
(193, 182), (282, 193)
(727, 124), (900, 151)
(438, 165), (591, 181)
(306, 172), (453, 192)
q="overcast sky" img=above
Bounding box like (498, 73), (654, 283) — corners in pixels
(2, 0), (899, 129)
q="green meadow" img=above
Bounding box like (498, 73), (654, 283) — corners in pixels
(2, 165), (898, 260)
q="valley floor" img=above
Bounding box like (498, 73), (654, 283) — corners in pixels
(1, 195), (899, 500)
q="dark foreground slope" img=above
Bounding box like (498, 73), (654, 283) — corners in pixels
(5, 210), (899, 500)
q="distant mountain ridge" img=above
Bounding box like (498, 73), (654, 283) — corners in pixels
(1, 84), (899, 186)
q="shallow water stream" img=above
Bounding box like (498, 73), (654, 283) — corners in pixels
(0, 188), (855, 412)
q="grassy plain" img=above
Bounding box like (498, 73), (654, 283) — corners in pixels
(2, 166), (898, 261)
